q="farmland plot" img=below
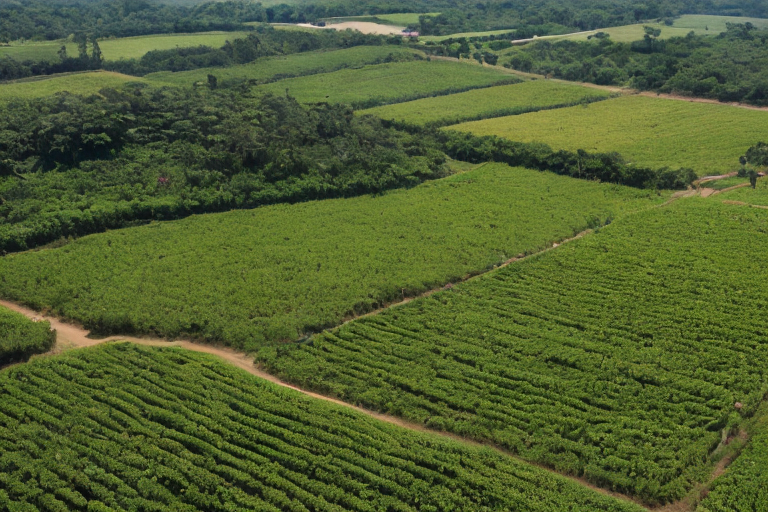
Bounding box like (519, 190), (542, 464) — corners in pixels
(258, 199), (768, 504)
(0, 71), (143, 102)
(0, 306), (55, 366)
(451, 95), (768, 175)
(359, 80), (611, 126)
(0, 343), (645, 512)
(0, 164), (666, 350)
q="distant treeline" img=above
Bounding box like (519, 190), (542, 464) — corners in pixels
(4, 0), (768, 43)
(0, 26), (401, 80)
(506, 23), (768, 105)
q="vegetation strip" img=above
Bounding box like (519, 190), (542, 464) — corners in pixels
(0, 305), (54, 367)
(256, 198), (768, 505)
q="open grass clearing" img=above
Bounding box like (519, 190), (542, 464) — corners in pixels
(450, 95), (768, 176)
(359, 79), (611, 125)
(0, 71), (144, 102)
(0, 163), (667, 350)
(421, 29), (516, 42)
(718, 177), (768, 206)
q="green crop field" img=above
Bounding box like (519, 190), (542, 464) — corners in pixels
(375, 12), (440, 25)
(0, 164), (666, 350)
(450, 95), (768, 175)
(671, 14), (768, 33)
(0, 342), (644, 512)
(0, 305), (55, 366)
(360, 80), (611, 125)
(719, 178), (768, 206)
(98, 32), (251, 61)
(253, 59), (518, 107)
(144, 45), (419, 87)
(0, 71), (144, 102)
(0, 42), (78, 62)
(257, 199), (768, 505)
(697, 402), (768, 512)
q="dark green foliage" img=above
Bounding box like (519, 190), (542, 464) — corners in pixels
(0, 306), (55, 366)
(0, 88), (446, 252)
(440, 130), (696, 189)
(0, 343), (646, 511)
(258, 199), (768, 505)
(505, 24), (768, 105)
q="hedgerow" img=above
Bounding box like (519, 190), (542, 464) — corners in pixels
(0, 306), (54, 365)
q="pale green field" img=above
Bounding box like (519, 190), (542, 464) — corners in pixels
(145, 45), (418, 86)
(450, 95), (768, 175)
(421, 29), (516, 42)
(375, 13), (439, 25)
(719, 178), (768, 206)
(98, 31), (251, 60)
(538, 14), (768, 44)
(254, 59), (516, 106)
(0, 32), (250, 63)
(359, 80), (610, 125)
(0, 71), (144, 102)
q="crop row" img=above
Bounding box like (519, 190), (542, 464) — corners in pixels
(258, 199), (768, 504)
(0, 343), (644, 511)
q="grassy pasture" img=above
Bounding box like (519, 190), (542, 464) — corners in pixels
(253, 59), (518, 107)
(0, 343), (645, 512)
(98, 31), (252, 61)
(450, 95), (768, 175)
(375, 12), (440, 25)
(0, 164), (666, 350)
(0, 42), (78, 62)
(260, 198), (768, 504)
(144, 45), (418, 86)
(421, 29), (516, 42)
(359, 80), (611, 125)
(0, 71), (143, 102)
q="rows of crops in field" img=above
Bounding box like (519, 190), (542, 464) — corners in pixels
(0, 164), (666, 350)
(253, 60), (519, 108)
(257, 199), (768, 504)
(697, 402), (768, 512)
(0, 342), (645, 512)
(0, 306), (54, 366)
(359, 80), (610, 125)
(719, 178), (768, 205)
(145, 45), (418, 87)
(0, 71), (143, 102)
(451, 95), (768, 175)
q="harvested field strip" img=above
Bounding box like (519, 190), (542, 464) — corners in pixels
(359, 80), (611, 126)
(0, 71), (142, 102)
(450, 95), (768, 176)
(0, 343), (646, 511)
(257, 199), (768, 505)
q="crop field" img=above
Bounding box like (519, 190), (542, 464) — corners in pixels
(258, 199), (768, 504)
(359, 80), (611, 125)
(697, 402), (768, 512)
(0, 71), (144, 102)
(421, 29), (517, 42)
(0, 164), (666, 350)
(0, 305), (55, 366)
(718, 178), (768, 206)
(253, 60), (518, 107)
(0, 42), (78, 62)
(450, 95), (768, 175)
(0, 343), (644, 511)
(98, 32), (252, 61)
(144, 45), (419, 87)
(375, 13), (440, 25)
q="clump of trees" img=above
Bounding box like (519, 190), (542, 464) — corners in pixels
(740, 142), (768, 188)
(504, 23), (768, 105)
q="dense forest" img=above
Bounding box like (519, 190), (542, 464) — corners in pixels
(3, 0), (768, 43)
(0, 87), (447, 252)
(505, 23), (768, 105)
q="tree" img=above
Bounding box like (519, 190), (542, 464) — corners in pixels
(643, 26), (661, 52)
(91, 38), (102, 67)
(207, 74), (218, 89)
(57, 45), (67, 61)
